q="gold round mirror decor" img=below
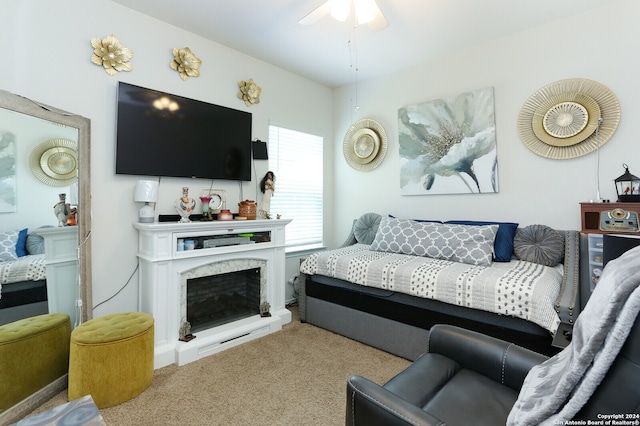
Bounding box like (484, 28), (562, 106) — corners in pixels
(343, 118), (388, 171)
(517, 78), (620, 159)
(29, 138), (78, 186)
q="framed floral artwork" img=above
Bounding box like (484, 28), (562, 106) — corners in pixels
(0, 132), (16, 212)
(398, 87), (498, 195)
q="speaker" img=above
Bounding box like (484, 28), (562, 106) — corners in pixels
(252, 140), (268, 159)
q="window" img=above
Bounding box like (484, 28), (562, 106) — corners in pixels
(268, 125), (323, 250)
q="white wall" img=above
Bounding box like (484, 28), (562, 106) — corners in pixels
(1, 0), (333, 316)
(330, 0), (640, 247)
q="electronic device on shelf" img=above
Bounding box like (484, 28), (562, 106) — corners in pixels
(599, 208), (639, 232)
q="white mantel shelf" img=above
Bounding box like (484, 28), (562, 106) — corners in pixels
(134, 219), (292, 369)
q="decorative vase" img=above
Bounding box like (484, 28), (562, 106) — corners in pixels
(199, 196), (212, 221)
(238, 200), (257, 220)
(174, 187), (196, 223)
(217, 209), (233, 221)
(53, 193), (70, 227)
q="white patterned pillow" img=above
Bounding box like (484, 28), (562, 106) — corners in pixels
(0, 230), (20, 262)
(370, 217), (498, 266)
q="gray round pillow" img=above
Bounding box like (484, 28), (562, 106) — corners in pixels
(353, 213), (382, 245)
(514, 224), (565, 266)
(26, 233), (45, 255)
(26, 226), (55, 255)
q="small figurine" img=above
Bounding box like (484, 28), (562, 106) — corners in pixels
(179, 321), (195, 341)
(258, 171), (275, 219)
(175, 187), (196, 223)
(53, 193), (71, 227)
(260, 301), (271, 317)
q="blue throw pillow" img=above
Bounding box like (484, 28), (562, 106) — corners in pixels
(445, 220), (518, 262)
(16, 228), (28, 257)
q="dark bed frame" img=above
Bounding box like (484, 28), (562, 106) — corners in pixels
(0, 280), (48, 325)
(298, 226), (581, 360)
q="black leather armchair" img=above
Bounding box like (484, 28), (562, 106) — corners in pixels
(346, 319), (640, 425)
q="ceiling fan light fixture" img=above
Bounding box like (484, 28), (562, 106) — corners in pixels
(354, 0), (376, 24)
(329, 0), (350, 22)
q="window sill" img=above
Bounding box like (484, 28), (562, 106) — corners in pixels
(285, 244), (326, 256)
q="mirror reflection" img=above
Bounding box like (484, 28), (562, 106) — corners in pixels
(0, 89), (91, 420)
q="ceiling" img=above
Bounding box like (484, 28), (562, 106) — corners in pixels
(111, 0), (619, 88)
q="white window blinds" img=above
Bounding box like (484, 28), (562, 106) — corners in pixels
(268, 125), (323, 249)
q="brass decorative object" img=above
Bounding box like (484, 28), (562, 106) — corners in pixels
(238, 78), (261, 107)
(90, 34), (133, 76)
(517, 78), (620, 159)
(343, 118), (388, 171)
(170, 47), (202, 80)
(29, 138), (78, 187)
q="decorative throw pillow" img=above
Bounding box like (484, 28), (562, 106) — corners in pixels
(16, 228), (28, 257)
(0, 230), (20, 261)
(514, 224), (565, 266)
(26, 231), (47, 255)
(370, 217), (498, 266)
(445, 220), (518, 262)
(353, 213), (382, 245)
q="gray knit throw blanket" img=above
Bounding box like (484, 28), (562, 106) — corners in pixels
(507, 245), (640, 425)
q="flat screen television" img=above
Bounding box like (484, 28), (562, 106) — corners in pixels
(115, 82), (252, 181)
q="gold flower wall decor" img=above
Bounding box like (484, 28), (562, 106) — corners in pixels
(238, 79), (261, 106)
(90, 35), (133, 75)
(171, 47), (202, 80)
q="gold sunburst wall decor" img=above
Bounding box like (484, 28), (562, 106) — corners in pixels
(171, 47), (202, 80)
(517, 78), (620, 159)
(90, 34), (133, 75)
(238, 78), (261, 107)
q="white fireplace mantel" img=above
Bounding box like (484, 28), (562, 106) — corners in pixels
(134, 219), (292, 368)
(36, 226), (79, 326)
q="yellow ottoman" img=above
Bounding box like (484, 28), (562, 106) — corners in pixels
(0, 313), (71, 410)
(68, 312), (154, 409)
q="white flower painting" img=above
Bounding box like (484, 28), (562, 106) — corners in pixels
(398, 87), (498, 195)
(0, 132), (17, 212)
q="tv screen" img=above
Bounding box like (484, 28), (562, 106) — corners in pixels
(115, 82), (252, 181)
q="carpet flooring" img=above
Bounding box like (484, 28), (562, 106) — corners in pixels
(22, 306), (411, 426)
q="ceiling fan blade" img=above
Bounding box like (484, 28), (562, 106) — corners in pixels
(298, 1), (332, 25)
(366, 2), (389, 32)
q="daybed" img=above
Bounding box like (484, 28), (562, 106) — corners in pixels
(299, 213), (580, 359)
(0, 229), (48, 325)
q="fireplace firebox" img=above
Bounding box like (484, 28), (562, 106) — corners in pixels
(187, 267), (261, 333)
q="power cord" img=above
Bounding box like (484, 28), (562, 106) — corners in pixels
(92, 261), (139, 311)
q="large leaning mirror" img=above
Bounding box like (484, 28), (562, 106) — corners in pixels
(0, 88), (92, 422)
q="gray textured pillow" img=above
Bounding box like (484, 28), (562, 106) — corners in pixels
(353, 213), (382, 244)
(26, 228), (51, 255)
(514, 224), (565, 266)
(370, 217), (498, 266)
(0, 230), (19, 261)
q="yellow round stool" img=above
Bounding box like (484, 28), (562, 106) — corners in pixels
(68, 312), (154, 409)
(0, 313), (71, 410)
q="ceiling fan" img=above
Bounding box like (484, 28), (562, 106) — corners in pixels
(299, 0), (389, 32)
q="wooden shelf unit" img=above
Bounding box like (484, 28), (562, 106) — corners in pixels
(580, 202), (640, 234)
